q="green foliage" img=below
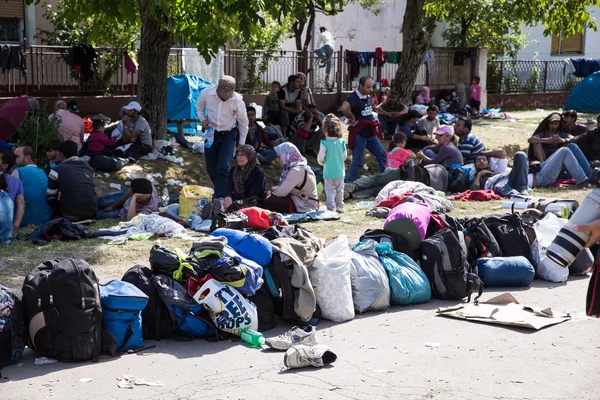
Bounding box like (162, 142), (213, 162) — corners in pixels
(425, 0), (599, 55)
(561, 76), (580, 92)
(14, 109), (62, 164)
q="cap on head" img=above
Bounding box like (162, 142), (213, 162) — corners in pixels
(124, 101), (142, 112)
(549, 113), (561, 122)
(217, 75), (236, 100)
(67, 101), (79, 113)
(435, 126), (453, 136)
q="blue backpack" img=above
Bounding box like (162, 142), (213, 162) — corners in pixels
(100, 281), (148, 351)
(212, 228), (273, 267)
(152, 275), (221, 339)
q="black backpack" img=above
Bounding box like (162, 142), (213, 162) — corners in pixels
(121, 265), (174, 340)
(0, 284), (26, 371)
(483, 213), (535, 266)
(420, 229), (483, 301)
(263, 252), (321, 327)
(21, 259), (104, 362)
(460, 217), (503, 265)
(359, 229), (414, 260)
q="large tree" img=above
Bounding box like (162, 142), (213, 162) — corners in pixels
(30, 0), (295, 138)
(392, 0), (600, 103)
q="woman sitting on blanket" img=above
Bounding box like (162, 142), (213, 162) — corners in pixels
(220, 144), (266, 212)
(264, 143), (319, 214)
(97, 178), (158, 221)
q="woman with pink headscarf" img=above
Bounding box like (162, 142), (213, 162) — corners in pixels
(415, 86), (433, 105)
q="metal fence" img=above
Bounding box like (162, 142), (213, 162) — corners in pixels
(487, 60), (581, 94)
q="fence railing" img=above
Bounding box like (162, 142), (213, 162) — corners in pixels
(1, 45), (478, 97)
(487, 60), (581, 94)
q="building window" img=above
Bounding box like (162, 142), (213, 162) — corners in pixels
(0, 18), (21, 43)
(551, 30), (584, 55)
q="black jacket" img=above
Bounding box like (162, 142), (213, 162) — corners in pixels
(47, 158), (97, 219)
(227, 166), (266, 201)
(571, 128), (600, 161)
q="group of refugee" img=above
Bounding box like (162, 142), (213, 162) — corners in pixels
(2, 67), (600, 247)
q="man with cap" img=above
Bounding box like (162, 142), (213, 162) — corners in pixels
(196, 75), (249, 200)
(56, 100), (85, 151)
(121, 101), (153, 159)
(528, 112), (573, 162)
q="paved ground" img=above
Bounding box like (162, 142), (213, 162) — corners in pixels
(2, 276), (599, 400)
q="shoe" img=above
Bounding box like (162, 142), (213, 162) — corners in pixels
(588, 167), (600, 188)
(343, 183), (356, 200)
(265, 326), (318, 351)
(128, 157), (136, 163)
(336, 207), (345, 213)
(284, 344), (337, 369)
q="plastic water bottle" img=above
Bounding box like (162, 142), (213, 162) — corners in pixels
(240, 328), (265, 347)
(205, 127), (215, 149)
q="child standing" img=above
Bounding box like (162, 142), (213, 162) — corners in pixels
(386, 132), (416, 169)
(263, 81), (281, 125)
(469, 76), (482, 115)
(317, 114), (347, 213)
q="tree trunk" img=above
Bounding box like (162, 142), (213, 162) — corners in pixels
(393, 0), (430, 104)
(303, 7), (316, 50)
(138, 14), (173, 139)
(293, 21), (306, 51)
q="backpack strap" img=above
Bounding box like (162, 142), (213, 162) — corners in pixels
(93, 292), (102, 362)
(295, 169), (319, 202)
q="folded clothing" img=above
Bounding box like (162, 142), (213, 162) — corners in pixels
(452, 190), (501, 201)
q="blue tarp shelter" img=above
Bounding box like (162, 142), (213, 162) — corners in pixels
(564, 71), (600, 112)
(167, 74), (213, 135)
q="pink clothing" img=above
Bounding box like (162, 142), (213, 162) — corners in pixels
(56, 109), (85, 151)
(386, 147), (412, 169)
(415, 86), (431, 104)
(87, 131), (117, 153)
(470, 84), (482, 102)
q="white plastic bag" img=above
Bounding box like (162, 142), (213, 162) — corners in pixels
(309, 235), (355, 322)
(193, 279), (258, 335)
(349, 241), (390, 313)
(533, 213), (569, 283)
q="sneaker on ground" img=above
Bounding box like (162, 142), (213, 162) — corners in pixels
(265, 326), (318, 351)
(336, 207), (345, 213)
(343, 183), (356, 200)
(284, 344), (337, 369)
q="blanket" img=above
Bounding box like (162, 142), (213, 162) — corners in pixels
(90, 214), (189, 244)
(375, 181), (438, 206)
(282, 210), (340, 224)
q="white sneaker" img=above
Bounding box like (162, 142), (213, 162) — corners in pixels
(336, 207), (345, 213)
(284, 344), (337, 369)
(265, 326), (318, 351)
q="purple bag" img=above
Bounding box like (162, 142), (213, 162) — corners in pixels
(383, 202), (432, 250)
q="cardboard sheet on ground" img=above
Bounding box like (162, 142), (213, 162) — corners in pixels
(436, 293), (570, 330)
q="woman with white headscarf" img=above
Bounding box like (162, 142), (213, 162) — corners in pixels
(296, 72), (315, 106)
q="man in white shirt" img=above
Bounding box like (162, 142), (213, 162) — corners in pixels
(196, 75), (249, 199)
(315, 27), (335, 78)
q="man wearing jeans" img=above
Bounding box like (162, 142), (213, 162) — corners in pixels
(473, 146), (599, 197)
(341, 76), (387, 182)
(196, 76), (249, 199)
(314, 27), (335, 80)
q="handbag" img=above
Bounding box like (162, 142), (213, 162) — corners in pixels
(210, 211), (248, 232)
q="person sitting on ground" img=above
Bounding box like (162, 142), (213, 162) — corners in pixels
(318, 114), (348, 213)
(245, 106), (276, 165)
(382, 87), (390, 103)
(120, 101), (153, 159)
(417, 105), (440, 135)
(1, 150), (25, 234)
(476, 148), (599, 197)
(416, 126), (463, 168)
(0, 183), (14, 244)
(467, 152), (508, 192)
(46, 140), (97, 222)
(263, 81), (281, 125)
(375, 90), (407, 137)
(223, 144), (266, 212)
(13, 146), (53, 227)
(278, 75), (303, 137)
(450, 83), (469, 114)
(87, 118), (118, 155)
(454, 116), (488, 164)
(97, 178), (158, 221)
(528, 112), (572, 162)
(438, 89), (452, 113)
(469, 76), (482, 115)
(48, 100), (67, 122)
(563, 109), (588, 137)
(297, 72), (315, 106)
(399, 110), (434, 150)
(415, 86), (434, 106)
(289, 103), (325, 156)
(104, 107), (128, 141)
(569, 114), (600, 163)
(56, 101), (85, 152)
(386, 132), (416, 169)
(44, 140), (63, 176)
(264, 143), (319, 213)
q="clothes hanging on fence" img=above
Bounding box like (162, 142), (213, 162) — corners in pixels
(375, 46), (386, 66)
(70, 44), (97, 81)
(385, 51), (401, 64)
(124, 51), (138, 73)
(358, 51), (374, 66)
(423, 50), (435, 77)
(0, 45), (26, 75)
(182, 48), (224, 85)
(570, 58), (600, 78)
(344, 50), (361, 79)
(563, 59), (576, 77)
